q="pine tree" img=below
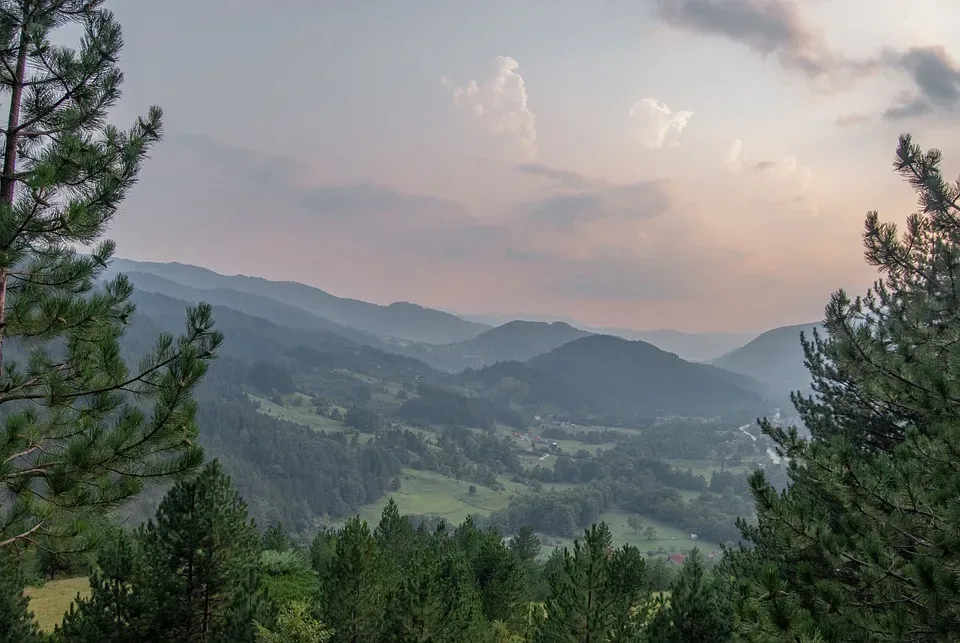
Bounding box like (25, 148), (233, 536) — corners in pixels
(322, 517), (384, 643)
(537, 522), (650, 642)
(732, 135), (960, 641)
(647, 549), (732, 643)
(262, 522), (292, 552)
(381, 538), (487, 642)
(0, 550), (41, 643)
(56, 527), (150, 642)
(215, 567), (276, 643)
(509, 525), (541, 562)
(0, 0), (221, 553)
(139, 460), (263, 642)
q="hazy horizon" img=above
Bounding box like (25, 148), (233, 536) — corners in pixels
(104, 0), (960, 333)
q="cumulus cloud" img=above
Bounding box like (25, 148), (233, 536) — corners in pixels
(778, 155), (814, 194)
(628, 98), (693, 149)
(723, 139), (744, 172)
(443, 56), (538, 159)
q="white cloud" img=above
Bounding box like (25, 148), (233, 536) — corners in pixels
(779, 155), (814, 194)
(628, 98), (693, 149)
(444, 56), (537, 160)
(724, 139), (744, 173)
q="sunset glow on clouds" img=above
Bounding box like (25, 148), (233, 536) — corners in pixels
(107, 0), (960, 332)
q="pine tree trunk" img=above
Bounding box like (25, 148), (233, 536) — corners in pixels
(0, 25), (29, 374)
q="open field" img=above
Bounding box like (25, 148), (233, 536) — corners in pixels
(25, 577), (90, 632)
(249, 394), (348, 431)
(351, 468), (527, 527)
(666, 457), (754, 478)
(250, 393), (435, 440)
(252, 394), (739, 557)
(539, 510), (721, 558)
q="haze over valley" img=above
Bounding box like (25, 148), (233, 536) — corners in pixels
(4, 1), (960, 640)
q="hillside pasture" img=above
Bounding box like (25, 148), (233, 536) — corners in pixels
(25, 577), (90, 632)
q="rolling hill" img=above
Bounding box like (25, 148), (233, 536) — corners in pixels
(464, 334), (768, 424)
(121, 270), (384, 346)
(110, 258), (490, 344)
(409, 320), (593, 371)
(708, 322), (823, 396)
(457, 320), (592, 364)
(461, 313), (755, 361)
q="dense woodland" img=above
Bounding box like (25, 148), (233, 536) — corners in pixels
(2, 2), (960, 641)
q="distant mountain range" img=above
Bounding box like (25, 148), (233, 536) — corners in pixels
(110, 258), (821, 404)
(462, 313), (754, 362)
(109, 259), (489, 345)
(112, 258), (757, 361)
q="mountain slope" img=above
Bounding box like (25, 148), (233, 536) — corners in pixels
(464, 334), (767, 423)
(127, 289), (441, 385)
(709, 322), (822, 395)
(459, 321), (591, 363)
(461, 313), (755, 361)
(111, 258), (490, 344)
(412, 321), (593, 371)
(609, 328), (756, 362)
(121, 270), (386, 347)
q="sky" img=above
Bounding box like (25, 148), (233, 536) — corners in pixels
(100, 0), (960, 333)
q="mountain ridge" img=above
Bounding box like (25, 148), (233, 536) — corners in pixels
(708, 321), (823, 397)
(464, 333), (768, 425)
(110, 258), (490, 344)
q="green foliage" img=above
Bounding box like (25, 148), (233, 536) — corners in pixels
(321, 517), (383, 643)
(0, 0), (220, 554)
(56, 460), (271, 642)
(138, 460), (264, 641)
(0, 550), (41, 643)
(648, 549), (732, 643)
(56, 528), (148, 642)
(537, 522), (653, 641)
(262, 522), (292, 553)
(509, 525), (541, 562)
(730, 136), (960, 641)
(256, 601), (333, 643)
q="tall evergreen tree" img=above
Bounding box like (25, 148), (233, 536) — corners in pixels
(0, 0), (221, 553)
(56, 527), (149, 642)
(537, 522), (650, 642)
(509, 525), (542, 562)
(322, 517), (383, 643)
(0, 550), (40, 643)
(731, 135), (960, 641)
(139, 460), (263, 642)
(648, 549), (732, 643)
(380, 543), (486, 643)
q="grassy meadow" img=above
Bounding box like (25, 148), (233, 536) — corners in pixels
(25, 577), (90, 632)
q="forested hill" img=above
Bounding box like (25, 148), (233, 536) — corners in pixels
(463, 334), (768, 424)
(104, 287), (773, 534)
(708, 322), (822, 396)
(407, 320), (594, 371)
(110, 257), (490, 344)
(127, 290), (441, 385)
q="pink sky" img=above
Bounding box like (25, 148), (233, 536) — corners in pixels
(106, 0), (960, 332)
